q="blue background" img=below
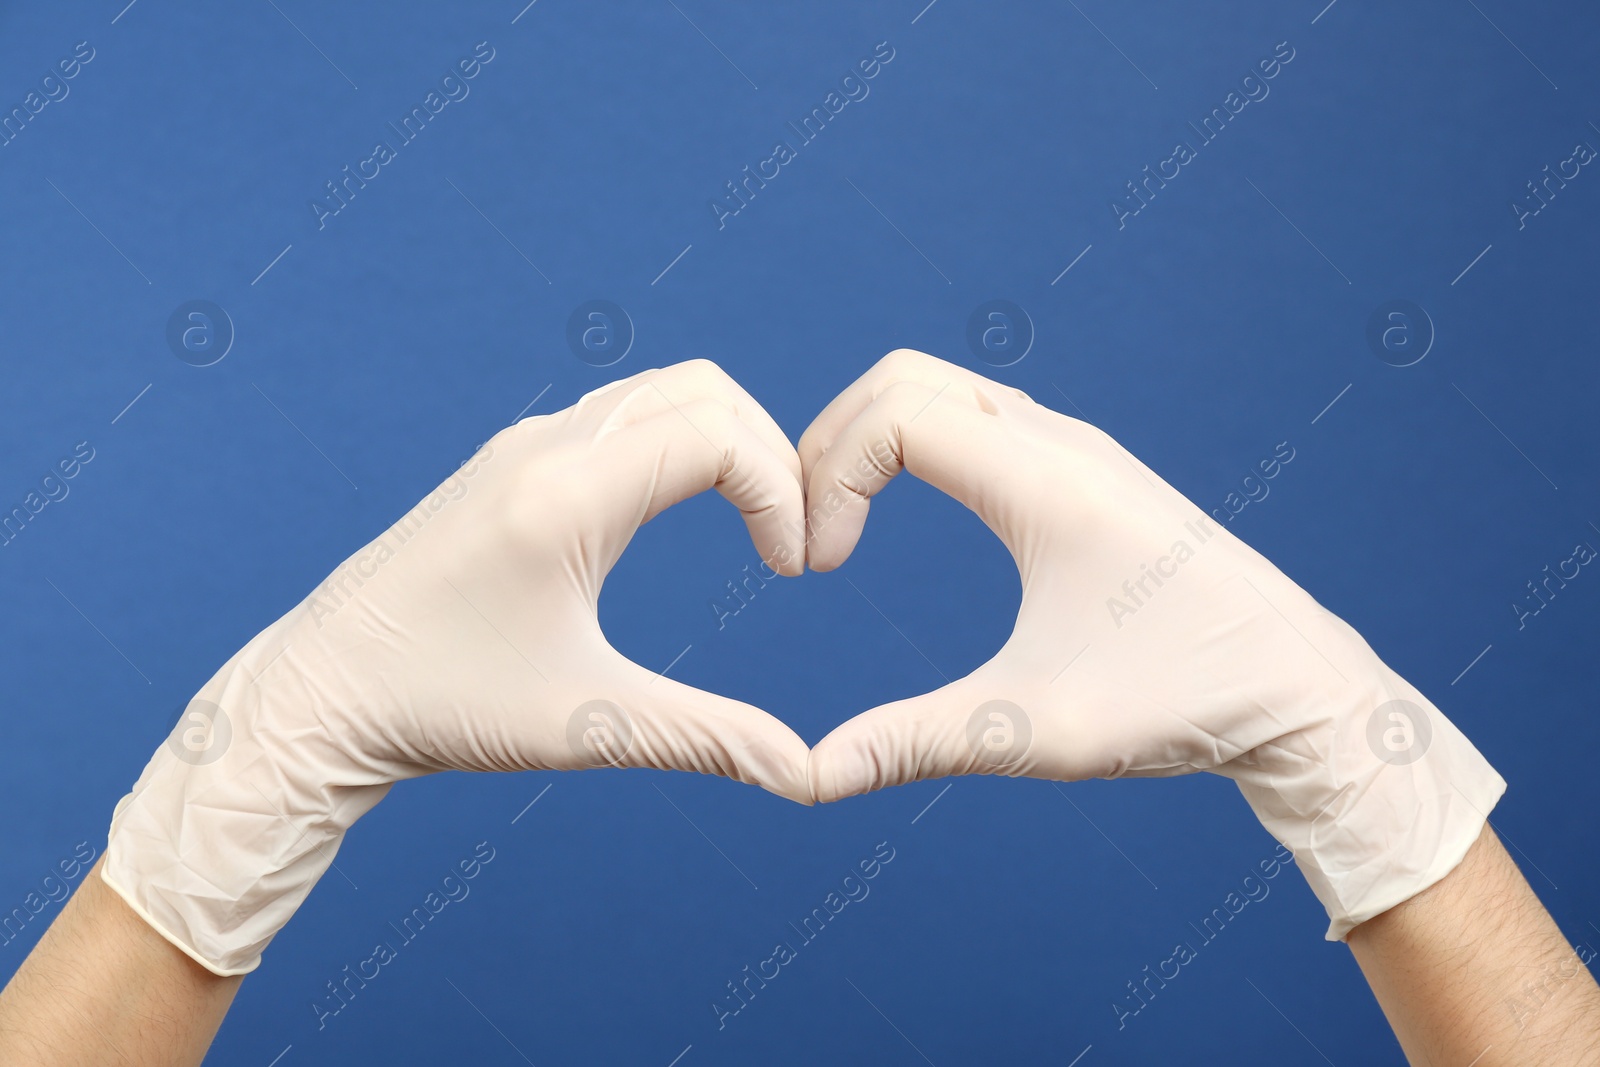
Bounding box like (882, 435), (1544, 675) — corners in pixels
(2, 1), (1598, 1064)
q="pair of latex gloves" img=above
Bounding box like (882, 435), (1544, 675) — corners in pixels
(104, 352), (1504, 976)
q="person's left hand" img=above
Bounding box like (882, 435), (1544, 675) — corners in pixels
(797, 350), (1502, 940)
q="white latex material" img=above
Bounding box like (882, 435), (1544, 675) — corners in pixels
(103, 362), (814, 975)
(800, 350), (1505, 940)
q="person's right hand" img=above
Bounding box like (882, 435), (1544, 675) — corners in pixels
(104, 360), (812, 976)
(801, 350), (1504, 939)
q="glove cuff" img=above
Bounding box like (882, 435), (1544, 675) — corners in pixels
(103, 650), (390, 975)
(1233, 684), (1506, 940)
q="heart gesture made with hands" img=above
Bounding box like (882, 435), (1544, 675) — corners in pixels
(104, 350), (1502, 976)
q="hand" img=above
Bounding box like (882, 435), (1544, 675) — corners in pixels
(801, 350), (1505, 938)
(103, 360), (813, 975)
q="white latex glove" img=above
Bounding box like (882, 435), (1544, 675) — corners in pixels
(801, 350), (1505, 939)
(103, 361), (813, 975)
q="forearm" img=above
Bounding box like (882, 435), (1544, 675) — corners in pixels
(1347, 824), (1600, 1066)
(0, 857), (241, 1067)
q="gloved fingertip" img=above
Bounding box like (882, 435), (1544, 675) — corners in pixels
(735, 732), (813, 805)
(756, 775), (814, 806)
(808, 742), (872, 804)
